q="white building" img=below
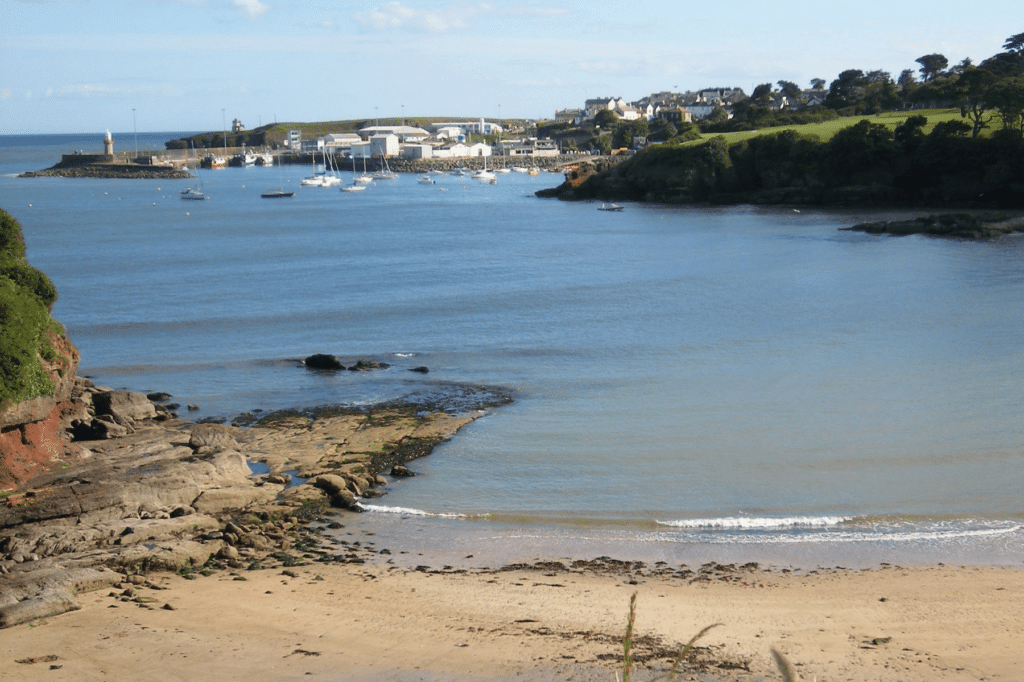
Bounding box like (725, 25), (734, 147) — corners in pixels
(357, 125), (430, 143)
(369, 134), (400, 157)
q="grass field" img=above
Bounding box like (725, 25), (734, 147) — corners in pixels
(687, 108), (969, 146)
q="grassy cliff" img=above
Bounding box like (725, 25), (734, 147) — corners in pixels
(0, 208), (66, 410)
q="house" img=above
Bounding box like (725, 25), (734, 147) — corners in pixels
(430, 142), (491, 158)
(654, 105), (693, 124)
(357, 125), (430, 143)
(319, 133), (362, 153)
(496, 138), (559, 157)
(555, 108), (582, 124)
(424, 121), (503, 137)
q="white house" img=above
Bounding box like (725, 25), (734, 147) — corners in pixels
(357, 125), (430, 143)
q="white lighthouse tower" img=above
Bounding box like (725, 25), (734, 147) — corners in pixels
(103, 130), (114, 156)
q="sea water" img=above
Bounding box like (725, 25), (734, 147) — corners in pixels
(3, 133), (1023, 568)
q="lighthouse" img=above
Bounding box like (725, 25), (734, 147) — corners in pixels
(103, 130), (114, 156)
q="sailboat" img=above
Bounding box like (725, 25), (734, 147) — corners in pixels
(354, 156), (373, 184)
(341, 155), (367, 192)
(262, 148), (295, 198)
(181, 143), (208, 200)
(472, 153), (495, 180)
(371, 154), (399, 180)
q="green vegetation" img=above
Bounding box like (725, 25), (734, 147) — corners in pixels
(553, 109), (1024, 207)
(0, 208), (64, 409)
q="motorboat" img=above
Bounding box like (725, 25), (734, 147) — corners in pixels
(598, 203), (625, 211)
(180, 186), (207, 200)
(261, 188), (295, 198)
(417, 175), (436, 185)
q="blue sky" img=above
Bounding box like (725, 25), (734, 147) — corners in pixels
(1, 0), (1016, 134)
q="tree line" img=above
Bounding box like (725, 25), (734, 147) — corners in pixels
(705, 32), (1024, 137)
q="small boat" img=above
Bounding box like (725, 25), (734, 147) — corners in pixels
(417, 175), (436, 185)
(201, 155), (226, 169)
(342, 156), (369, 191)
(180, 186), (207, 200)
(181, 143), (208, 199)
(261, 188), (294, 198)
(598, 203), (624, 211)
(494, 167), (511, 174)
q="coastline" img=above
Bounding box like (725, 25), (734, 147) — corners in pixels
(3, 391), (1023, 681)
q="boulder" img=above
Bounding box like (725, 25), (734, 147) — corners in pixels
(348, 359), (389, 372)
(304, 354), (345, 370)
(92, 390), (157, 422)
(189, 423), (238, 450)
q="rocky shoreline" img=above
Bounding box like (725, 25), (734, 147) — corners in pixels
(19, 164), (192, 180)
(841, 212), (1024, 238)
(1, 375), (511, 628)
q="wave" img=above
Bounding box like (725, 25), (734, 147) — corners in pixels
(687, 523), (1024, 545)
(657, 516), (852, 530)
(358, 503), (487, 520)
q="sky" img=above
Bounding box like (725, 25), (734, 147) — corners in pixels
(0, 0), (1017, 134)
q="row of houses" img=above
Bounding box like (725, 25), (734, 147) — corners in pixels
(282, 118), (559, 159)
(556, 86), (829, 126)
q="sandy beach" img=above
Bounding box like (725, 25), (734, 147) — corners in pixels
(4, 556), (1022, 682)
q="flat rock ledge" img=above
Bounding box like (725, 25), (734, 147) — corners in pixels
(842, 213), (1024, 239)
(1, 391), (509, 628)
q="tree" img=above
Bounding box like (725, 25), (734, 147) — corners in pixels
(894, 114), (927, 151)
(987, 77), (1024, 136)
(647, 118), (678, 142)
(861, 70), (900, 112)
(825, 69), (867, 109)
(593, 109), (619, 129)
(916, 53), (949, 81)
(957, 66), (999, 137)
(777, 80), (805, 105)
(810, 78), (826, 91)
(1004, 31), (1024, 53)
(750, 83), (774, 106)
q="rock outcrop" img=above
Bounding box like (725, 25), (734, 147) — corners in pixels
(1, 389), (512, 628)
(842, 213), (1024, 238)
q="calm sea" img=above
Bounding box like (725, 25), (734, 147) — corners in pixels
(3, 133), (1023, 568)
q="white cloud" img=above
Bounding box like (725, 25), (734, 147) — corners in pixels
(353, 2), (465, 33)
(231, 0), (268, 19)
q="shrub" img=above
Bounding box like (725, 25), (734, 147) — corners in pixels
(0, 208), (63, 407)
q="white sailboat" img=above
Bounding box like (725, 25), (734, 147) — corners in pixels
(181, 143), (208, 200)
(472, 154), (495, 180)
(341, 155), (367, 192)
(354, 156), (373, 184)
(371, 154), (399, 180)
